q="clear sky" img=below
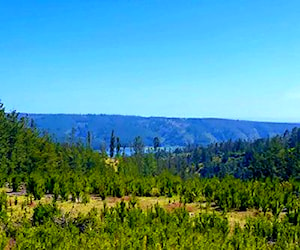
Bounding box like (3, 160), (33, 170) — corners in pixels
(1, 1), (300, 122)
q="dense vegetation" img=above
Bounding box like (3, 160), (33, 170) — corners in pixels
(1, 102), (300, 249)
(24, 113), (300, 147)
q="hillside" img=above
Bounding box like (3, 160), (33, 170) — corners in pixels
(23, 114), (300, 148)
(2, 103), (300, 248)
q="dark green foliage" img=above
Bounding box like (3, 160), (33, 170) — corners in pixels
(27, 174), (45, 200)
(109, 130), (115, 158)
(153, 136), (160, 151)
(133, 136), (144, 155)
(87, 131), (92, 148)
(116, 137), (121, 156)
(32, 203), (60, 225)
(176, 129), (300, 180)
(0, 192), (7, 212)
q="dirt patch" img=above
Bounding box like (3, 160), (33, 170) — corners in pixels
(164, 202), (184, 212)
(29, 201), (36, 208)
(164, 202), (199, 214)
(186, 204), (198, 213)
(106, 196), (122, 204)
(4, 238), (15, 250)
(122, 196), (131, 202)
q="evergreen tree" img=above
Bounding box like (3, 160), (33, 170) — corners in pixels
(116, 137), (121, 156)
(153, 137), (160, 152)
(87, 131), (92, 148)
(133, 136), (144, 155)
(110, 130), (115, 158)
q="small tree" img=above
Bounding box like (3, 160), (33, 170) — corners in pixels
(133, 136), (144, 155)
(116, 137), (121, 156)
(100, 140), (107, 156)
(110, 130), (115, 158)
(53, 183), (60, 202)
(87, 131), (92, 148)
(27, 175), (45, 200)
(32, 203), (59, 225)
(0, 192), (7, 212)
(153, 137), (160, 152)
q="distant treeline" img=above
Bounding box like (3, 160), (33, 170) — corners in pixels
(23, 113), (300, 147)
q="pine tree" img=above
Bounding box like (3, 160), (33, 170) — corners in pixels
(133, 136), (144, 155)
(116, 137), (121, 156)
(153, 137), (160, 152)
(110, 130), (115, 158)
(87, 131), (92, 148)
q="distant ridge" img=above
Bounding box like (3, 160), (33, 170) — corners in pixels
(23, 113), (300, 148)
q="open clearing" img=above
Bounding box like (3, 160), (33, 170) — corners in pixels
(2, 188), (260, 233)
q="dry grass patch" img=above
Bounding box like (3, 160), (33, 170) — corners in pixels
(137, 196), (174, 210)
(227, 209), (259, 233)
(3, 190), (265, 232)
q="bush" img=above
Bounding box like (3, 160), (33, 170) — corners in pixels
(33, 203), (60, 225)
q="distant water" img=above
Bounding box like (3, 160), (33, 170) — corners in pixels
(103, 146), (182, 156)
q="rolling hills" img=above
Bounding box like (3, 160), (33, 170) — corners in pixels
(22, 114), (300, 148)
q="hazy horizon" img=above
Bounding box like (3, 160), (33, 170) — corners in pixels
(15, 111), (300, 124)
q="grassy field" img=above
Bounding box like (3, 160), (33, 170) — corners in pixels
(1, 186), (261, 235)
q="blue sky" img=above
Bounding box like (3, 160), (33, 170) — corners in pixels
(1, 1), (300, 122)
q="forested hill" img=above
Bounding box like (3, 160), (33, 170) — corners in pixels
(23, 114), (300, 147)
